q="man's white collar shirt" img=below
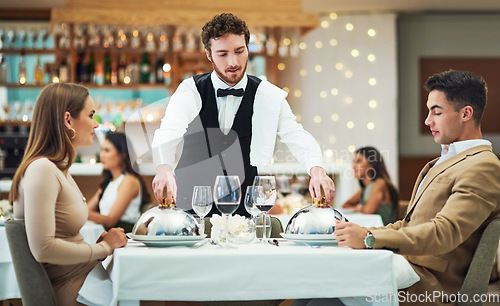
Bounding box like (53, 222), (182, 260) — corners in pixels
(211, 71), (248, 135)
(434, 139), (492, 166)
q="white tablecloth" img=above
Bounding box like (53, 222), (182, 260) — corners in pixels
(0, 221), (105, 301)
(272, 212), (384, 230)
(107, 240), (411, 305)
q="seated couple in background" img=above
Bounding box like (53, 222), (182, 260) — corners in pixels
(342, 146), (399, 225)
(87, 132), (151, 233)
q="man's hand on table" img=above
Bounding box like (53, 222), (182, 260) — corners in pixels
(334, 221), (369, 249)
(309, 166), (335, 203)
(152, 164), (177, 204)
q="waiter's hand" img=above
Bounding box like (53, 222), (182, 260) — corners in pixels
(334, 220), (368, 249)
(309, 166), (335, 204)
(152, 164), (177, 204)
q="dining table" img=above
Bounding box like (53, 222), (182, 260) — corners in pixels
(0, 221), (106, 301)
(96, 237), (418, 306)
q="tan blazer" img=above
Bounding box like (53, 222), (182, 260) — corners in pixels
(370, 145), (500, 305)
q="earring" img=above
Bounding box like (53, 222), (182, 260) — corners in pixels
(68, 128), (76, 140)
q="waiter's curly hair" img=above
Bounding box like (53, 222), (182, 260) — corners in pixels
(201, 13), (250, 53)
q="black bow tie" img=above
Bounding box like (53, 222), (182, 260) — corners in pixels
(217, 88), (245, 97)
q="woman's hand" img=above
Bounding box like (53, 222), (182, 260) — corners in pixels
(101, 227), (127, 249)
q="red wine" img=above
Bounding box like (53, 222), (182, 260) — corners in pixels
(255, 203), (274, 212)
(216, 202), (239, 214)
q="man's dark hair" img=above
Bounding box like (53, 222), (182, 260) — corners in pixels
(424, 70), (487, 125)
(201, 13), (250, 53)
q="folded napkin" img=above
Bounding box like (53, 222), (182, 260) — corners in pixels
(77, 261), (113, 306)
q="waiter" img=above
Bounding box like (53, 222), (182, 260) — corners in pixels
(151, 13), (335, 216)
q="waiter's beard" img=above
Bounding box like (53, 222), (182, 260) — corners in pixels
(212, 61), (248, 87)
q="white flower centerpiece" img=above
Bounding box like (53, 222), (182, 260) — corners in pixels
(210, 214), (255, 243)
(275, 193), (309, 215)
(0, 199), (12, 225)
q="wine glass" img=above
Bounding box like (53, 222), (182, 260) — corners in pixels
(244, 185), (264, 218)
(244, 185), (265, 242)
(213, 175), (241, 244)
(253, 176), (277, 243)
(192, 186), (213, 236)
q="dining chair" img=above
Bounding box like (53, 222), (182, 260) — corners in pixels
(203, 216), (284, 238)
(5, 218), (57, 306)
(458, 218), (500, 306)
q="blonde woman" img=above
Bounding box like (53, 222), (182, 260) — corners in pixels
(9, 83), (127, 305)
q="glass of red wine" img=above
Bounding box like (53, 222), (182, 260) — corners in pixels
(213, 175), (242, 245)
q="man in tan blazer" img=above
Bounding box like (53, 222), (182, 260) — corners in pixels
(335, 70), (500, 305)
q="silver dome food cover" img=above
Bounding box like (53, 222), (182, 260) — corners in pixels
(131, 200), (201, 236)
(285, 198), (349, 235)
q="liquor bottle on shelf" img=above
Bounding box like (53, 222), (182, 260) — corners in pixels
(0, 55), (7, 84)
(75, 52), (88, 83)
(58, 57), (69, 83)
(155, 55), (164, 84)
(95, 57), (104, 85)
(139, 52), (151, 84)
(117, 54), (127, 84)
(104, 53), (112, 84)
(88, 52), (96, 84)
(33, 55), (44, 85)
(18, 52), (27, 85)
(126, 58), (139, 85)
(111, 56), (118, 85)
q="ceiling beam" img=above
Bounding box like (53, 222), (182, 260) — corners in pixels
(51, 0), (318, 28)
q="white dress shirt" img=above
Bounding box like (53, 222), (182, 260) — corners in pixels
(434, 139), (492, 166)
(211, 72), (247, 135)
(151, 71), (324, 175)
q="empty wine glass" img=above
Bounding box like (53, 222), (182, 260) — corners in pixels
(244, 185), (264, 219)
(244, 185), (265, 242)
(253, 176), (277, 243)
(214, 175), (241, 244)
(192, 186), (213, 236)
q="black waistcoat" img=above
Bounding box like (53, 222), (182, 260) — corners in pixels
(174, 73), (261, 216)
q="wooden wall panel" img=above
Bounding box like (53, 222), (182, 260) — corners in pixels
(420, 58), (500, 134)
